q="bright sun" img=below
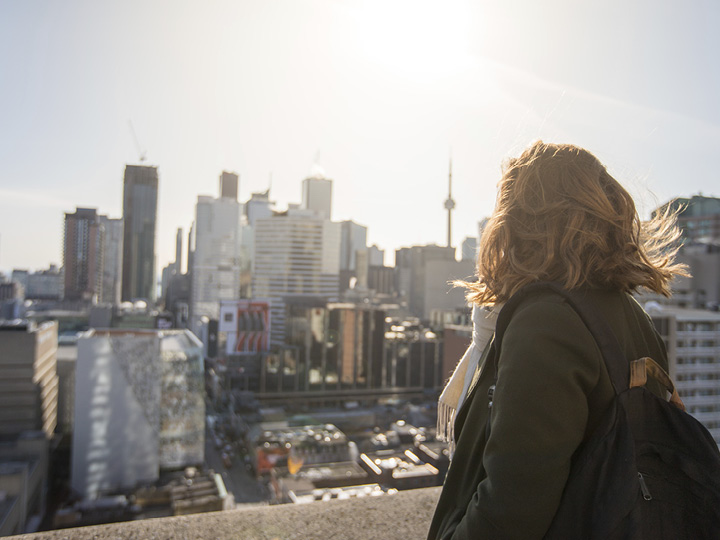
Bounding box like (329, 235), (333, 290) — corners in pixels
(350, 0), (473, 79)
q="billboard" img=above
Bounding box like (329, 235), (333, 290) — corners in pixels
(219, 300), (271, 354)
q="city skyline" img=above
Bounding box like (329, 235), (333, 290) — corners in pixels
(1, 0), (719, 273)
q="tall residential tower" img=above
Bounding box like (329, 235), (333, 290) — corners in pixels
(121, 165), (159, 302)
(63, 207), (104, 302)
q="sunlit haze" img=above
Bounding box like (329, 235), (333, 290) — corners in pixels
(1, 0), (718, 272)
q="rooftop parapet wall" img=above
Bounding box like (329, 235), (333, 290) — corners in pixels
(10, 486), (440, 540)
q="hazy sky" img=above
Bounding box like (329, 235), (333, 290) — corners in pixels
(1, 0), (719, 274)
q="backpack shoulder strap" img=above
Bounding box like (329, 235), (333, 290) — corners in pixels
(493, 282), (629, 395)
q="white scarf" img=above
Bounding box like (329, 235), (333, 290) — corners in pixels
(437, 304), (502, 451)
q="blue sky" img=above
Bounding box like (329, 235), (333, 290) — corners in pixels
(1, 0), (718, 273)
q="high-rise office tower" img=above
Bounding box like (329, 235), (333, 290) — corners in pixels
(655, 195), (720, 243)
(461, 237), (478, 262)
(339, 220), (368, 292)
(395, 244), (473, 320)
(245, 189), (274, 227)
(63, 207), (104, 302)
(368, 245), (384, 266)
(219, 171), (239, 201)
(253, 208), (340, 345)
(301, 168), (332, 219)
(190, 182), (246, 336)
(99, 215), (123, 305)
(187, 223), (195, 279)
(175, 227), (183, 273)
(253, 209), (340, 299)
(339, 220), (368, 272)
(121, 165), (158, 302)
(161, 227), (184, 302)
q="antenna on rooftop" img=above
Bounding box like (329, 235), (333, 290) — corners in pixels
(128, 120), (147, 163)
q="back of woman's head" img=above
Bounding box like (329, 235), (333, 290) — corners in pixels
(466, 141), (686, 305)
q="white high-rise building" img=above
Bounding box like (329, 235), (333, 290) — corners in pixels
(339, 220), (368, 272)
(301, 167), (332, 219)
(242, 190), (275, 265)
(72, 329), (204, 499)
(253, 208), (341, 345)
(368, 245), (385, 267)
(245, 190), (274, 227)
(99, 216), (123, 305)
(190, 175), (249, 337)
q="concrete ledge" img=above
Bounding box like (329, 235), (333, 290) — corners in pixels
(10, 487), (441, 540)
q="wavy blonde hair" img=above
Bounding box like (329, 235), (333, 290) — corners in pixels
(464, 141), (688, 305)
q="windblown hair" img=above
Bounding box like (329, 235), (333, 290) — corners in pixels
(464, 141), (687, 305)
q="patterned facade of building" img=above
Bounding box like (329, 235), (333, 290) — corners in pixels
(72, 329), (205, 499)
(252, 209), (340, 346)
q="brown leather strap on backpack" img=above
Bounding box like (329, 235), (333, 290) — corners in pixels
(630, 357), (686, 411)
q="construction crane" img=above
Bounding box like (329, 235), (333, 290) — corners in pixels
(128, 120), (147, 163)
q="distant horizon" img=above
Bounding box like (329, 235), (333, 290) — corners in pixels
(0, 153), (717, 278)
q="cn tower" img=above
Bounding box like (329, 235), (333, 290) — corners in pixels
(444, 158), (456, 248)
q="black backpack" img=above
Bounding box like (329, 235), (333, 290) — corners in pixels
(492, 283), (720, 539)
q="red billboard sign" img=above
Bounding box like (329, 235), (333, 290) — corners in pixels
(235, 301), (270, 353)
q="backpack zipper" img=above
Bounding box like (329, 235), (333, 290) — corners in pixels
(638, 472), (652, 500)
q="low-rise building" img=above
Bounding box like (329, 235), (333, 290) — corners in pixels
(0, 320), (58, 438)
(274, 461), (370, 503)
(359, 448), (440, 491)
(254, 424), (351, 476)
(25, 265), (63, 301)
(0, 432), (49, 536)
(287, 483), (392, 504)
(72, 329), (205, 499)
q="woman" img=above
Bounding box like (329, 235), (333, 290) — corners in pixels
(428, 141), (686, 540)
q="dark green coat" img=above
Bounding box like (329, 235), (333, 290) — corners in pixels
(428, 288), (669, 540)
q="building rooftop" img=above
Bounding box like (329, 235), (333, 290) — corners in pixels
(277, 460), (367, 485)
(11, 486), (440, 540)
(258, 424), (348, 446)
(645, 303), (720, 321)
